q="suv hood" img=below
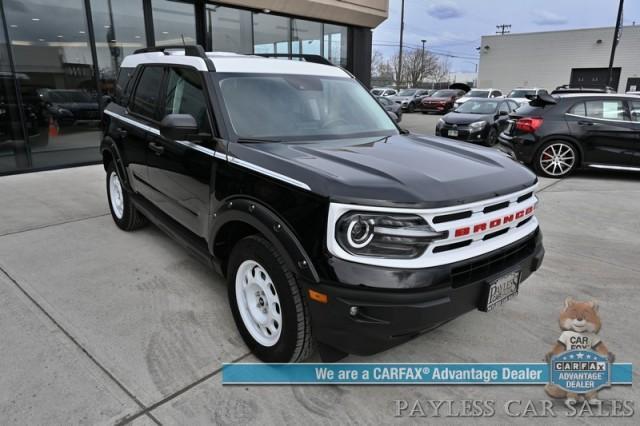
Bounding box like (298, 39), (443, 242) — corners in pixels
(443, 112), (494, 124)
(389, 95), (412, 102)
(230, 134), (537, 208)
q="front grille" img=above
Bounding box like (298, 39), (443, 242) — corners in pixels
(433, 210), (472, 224)
(450, 231), (537, 288)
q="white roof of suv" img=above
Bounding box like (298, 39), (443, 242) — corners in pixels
(120, 50), (351, 78)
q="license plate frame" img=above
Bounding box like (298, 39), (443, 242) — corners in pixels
(480, 270), (521, 312)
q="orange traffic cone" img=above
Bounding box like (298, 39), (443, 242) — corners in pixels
(48, 116), (59, 138)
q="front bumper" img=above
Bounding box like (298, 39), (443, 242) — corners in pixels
(306, 228), (544, 356)
(436, 124), (488, 143)
(417, 103), (450, 113)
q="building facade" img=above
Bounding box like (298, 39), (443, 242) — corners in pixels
(0, 0), (387, 174)
(478, 25), (640, 95)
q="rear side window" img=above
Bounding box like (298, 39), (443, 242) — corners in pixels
(131, 66), (164, 119)
(115, 67), (135, 104)
(582, 100), (625, 120)
(630, 100), (640, 122)
(163, 67), (211, 133)
(569, 102), (587, 116)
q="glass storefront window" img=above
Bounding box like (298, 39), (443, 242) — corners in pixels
(291, 19), (321, 56)
(90, 0), (147, 97)
(323, 23), (348, 67)
(0, 6), (28, 173)
(253, 13), (289, 54)
(4, 0), (101, 169)
(152, 0), (196, 46)
(206, 5), (252, 54)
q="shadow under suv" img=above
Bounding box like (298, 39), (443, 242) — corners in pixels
(101, 45), (544, 363)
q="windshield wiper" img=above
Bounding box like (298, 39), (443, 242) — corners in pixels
(236, 137), (281, 144)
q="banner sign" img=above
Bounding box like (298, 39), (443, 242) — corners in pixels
(222, 362), (632, 385)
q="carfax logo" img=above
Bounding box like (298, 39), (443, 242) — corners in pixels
(544, 297), (615, 403)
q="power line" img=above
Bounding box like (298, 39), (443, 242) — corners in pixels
(496, 24), (511, 35)
(372, 43), (479, 60)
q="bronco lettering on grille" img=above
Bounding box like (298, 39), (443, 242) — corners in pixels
(454, 206), (534, 237)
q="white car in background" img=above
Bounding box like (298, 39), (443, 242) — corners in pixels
(507, 88), (548, 105)
(454, 88), (503, 109)
(370, 87), (397, 97)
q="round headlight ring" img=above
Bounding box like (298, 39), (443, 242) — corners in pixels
(346, 217), (374, 248)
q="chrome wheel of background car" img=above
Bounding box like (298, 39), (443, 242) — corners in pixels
(235, 260), (282, 347)
(408, 102), (415, 113)
(109, 171), (124, 219)
(539, 143), (576, 176)
(486, 128), (498, 146)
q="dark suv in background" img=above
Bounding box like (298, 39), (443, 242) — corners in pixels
(499, 94), (640, 178)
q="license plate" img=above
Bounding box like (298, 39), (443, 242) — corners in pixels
(448, 130), (459, 137)
(481, 271), (521, 312)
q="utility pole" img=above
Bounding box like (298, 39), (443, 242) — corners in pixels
(421, 39), (426, 83)
(608, 0), (624, 89)
(496, 24), (511, 35)
(397, 0), (405, 88)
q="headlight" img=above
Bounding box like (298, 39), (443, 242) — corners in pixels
(469, 120), (487, 130)
(437, 118), (445, 126)
(335, 212), (447, 258)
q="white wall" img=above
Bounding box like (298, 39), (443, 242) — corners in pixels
(477, 26), (640, 94)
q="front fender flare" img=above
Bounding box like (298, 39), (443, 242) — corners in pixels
(210, 197), (320, 284)
(100, 137), (132, 191)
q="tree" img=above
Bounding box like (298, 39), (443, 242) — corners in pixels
(431, 58), (451, 85)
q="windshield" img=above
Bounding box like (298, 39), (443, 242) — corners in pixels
(218, 74), (398, 140)
(398, 89), (417, 96)
(455, 100), (499, 114)
(467, 90), (490, 98)
(508, 90), (535, 98)
(431, 90), (457, 98)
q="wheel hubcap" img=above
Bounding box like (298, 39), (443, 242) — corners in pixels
(540, 143), (575, 176)
(109, 171), (124, 219)
(235, 260), (282, 347)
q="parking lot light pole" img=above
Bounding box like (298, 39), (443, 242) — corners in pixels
(421, 39), (426, 80)
(608, 0), (624, 88)
(397, 0), (405, 89)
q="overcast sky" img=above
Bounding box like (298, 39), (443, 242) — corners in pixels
(373, 0), (640, 74)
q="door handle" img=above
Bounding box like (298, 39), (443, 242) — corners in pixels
(115, 127), (127, 139)
(578, 121), (598, 126)
(148, 142), (165, 155)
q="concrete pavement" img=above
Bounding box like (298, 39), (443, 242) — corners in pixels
(0, 124), (639, 423)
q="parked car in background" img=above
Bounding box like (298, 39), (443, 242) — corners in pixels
(38, 89), (100, 127)
(376, 96), (402, 122)
(389, 88), (433, 112)
(499, 93), (640, 178)
(507, 88), (548, 105)
(454, 88), (503, 109)
(436, 98), (520, 146)
(417, 89), (465, 114)
(370, 87), (397, 97)
(626, 91), (640, 97)
(551, 85), (616, 95)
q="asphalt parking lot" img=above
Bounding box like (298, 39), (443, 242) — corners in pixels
(0, 113), (638, 424)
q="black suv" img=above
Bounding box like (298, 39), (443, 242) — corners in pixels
(101, 46), (544, 362)
(499, 94), (640, 178)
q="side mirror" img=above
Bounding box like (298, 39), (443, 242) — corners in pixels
(387, 111), (399, 123)
(160, 113), (198, 141)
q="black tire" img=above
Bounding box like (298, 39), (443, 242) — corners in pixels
(533, 140), (579, 179)
(408, 102), (415, 113)
(106, 162), (148, 231)
(421, 111), (429, 115)
(484, 127), (498, 147)
(227, 235), (313, 362)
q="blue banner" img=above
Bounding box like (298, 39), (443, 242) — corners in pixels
(222, 362), (633, 385)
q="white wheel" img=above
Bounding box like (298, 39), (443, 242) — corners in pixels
(109, 171), (124, 219)
(235, 260), (282, 347)
(537, 142), (576, 177)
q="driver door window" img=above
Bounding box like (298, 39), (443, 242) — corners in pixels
(163, 67), (211, 134)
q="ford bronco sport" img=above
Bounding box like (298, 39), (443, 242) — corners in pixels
(101, 45), (544, 362)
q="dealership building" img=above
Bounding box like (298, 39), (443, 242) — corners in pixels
(0, 0), (387, 175)
(477, 25), (640, 95)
